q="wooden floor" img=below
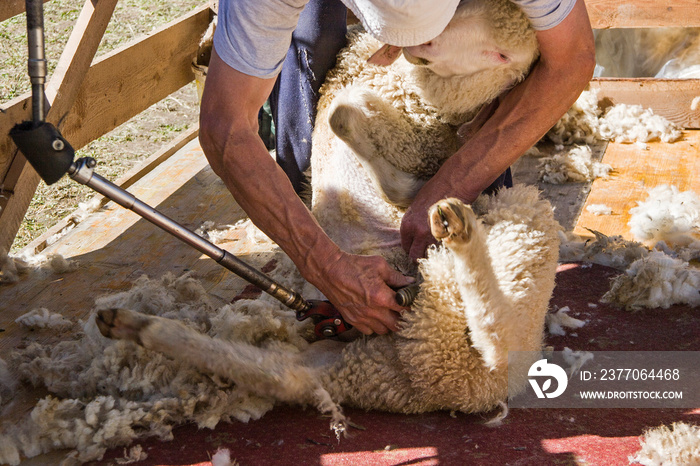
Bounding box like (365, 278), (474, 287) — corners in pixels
(1, 130), (698, 464)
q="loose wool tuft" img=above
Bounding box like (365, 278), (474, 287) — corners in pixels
(0, 249), (79, 283)
(547, 89), (682, 145)
(539, 145), (612, 184)
(0, 273), (319, 464)
(602, 251), (700, 311)
(629, 422), (700, 466)
(629, 185), (700, 246)
(545, 306), (586, 336)
(586, 204), (613, 216)
(15, 308), (73, 331)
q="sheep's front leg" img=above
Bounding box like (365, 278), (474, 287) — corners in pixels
(328, 86), (427, 208)
(428, 199), (511, 371)
(96, 309), (319, 402)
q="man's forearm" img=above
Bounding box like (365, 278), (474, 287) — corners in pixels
(424, 0), (595, 202)
(216, 130), (342, 284)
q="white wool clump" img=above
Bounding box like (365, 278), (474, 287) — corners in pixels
(562, 347), (594, 378)
(629, 185), (700, 245)
(212, 448), (236, 466)
(115, 444), (147, 464)
(602, 251), (700, 310)
(0, 247), (20, 283)
(629, 422), (700, 466)
(45, 198), (102, 247)
(597, 104), (682, 143)
(539, 146), (612, 184)
(558, 230), (650, 270)
(71, 198), (102, 223)
(0, 249), (78, 283)
(547, 89), (682, 145)
(0, 273), (313, 464)
(547, 89), (602, 145)
(195, 221), (236, 244)
(586, 204), (613, 216)
(546, 306), (586, 336)
(15, 308), (73, 331)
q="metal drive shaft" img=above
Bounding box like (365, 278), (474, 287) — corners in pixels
(68, 157), (311, 313)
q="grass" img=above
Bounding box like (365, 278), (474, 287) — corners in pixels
(1, 0), (205, 252)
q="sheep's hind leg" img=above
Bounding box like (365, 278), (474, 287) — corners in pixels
(96, 308), (151, 345)
(96, 309), (320, 403)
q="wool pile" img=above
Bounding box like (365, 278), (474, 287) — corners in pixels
(0, 272), (315, 465)
(0, 249), (79, 284)
(629, 422), (700, 466)
(559, 184), (700, 311)
(546, 89), (682, 146)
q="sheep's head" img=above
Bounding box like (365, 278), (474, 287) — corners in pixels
(402, 0), (538, 79)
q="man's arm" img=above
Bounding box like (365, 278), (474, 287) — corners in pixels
(400, 0), (596, 260)
(199, 49), (414, 335)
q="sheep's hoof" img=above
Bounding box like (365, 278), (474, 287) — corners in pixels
(95, 308), (150, 344)
(429, 198), (473, 242)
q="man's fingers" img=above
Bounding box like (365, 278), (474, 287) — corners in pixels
(368, 44), (403, 66)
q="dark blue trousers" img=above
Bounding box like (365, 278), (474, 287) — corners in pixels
(269, 0), (348, 194)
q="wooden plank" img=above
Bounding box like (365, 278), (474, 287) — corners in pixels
(0, 0), (118, 254)
(573, 129), (700, 241)
(590, 78), (700, 129)
(0, 5), (211, 252)
(0, 0), (51, 23)
(56, 4), (210, 150)
(24, 124), (200, 254)
(585, 0), (700, 28)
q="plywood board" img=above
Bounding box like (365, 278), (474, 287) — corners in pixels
(574, 129), (700, 240)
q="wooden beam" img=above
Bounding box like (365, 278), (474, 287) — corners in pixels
(57, 5), (210, 150)
(585, 0), (700, 29)
(0, 0), (118, 253)
(590, 78), (700, 129)
(0, 0), (51, 23)
(0, 5), (211, 252)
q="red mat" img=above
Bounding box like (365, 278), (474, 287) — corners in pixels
(92, 263), (700, 465)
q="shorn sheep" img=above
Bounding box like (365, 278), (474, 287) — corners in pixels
(99, 0), (555, 419)
(1, 0), (563, 462)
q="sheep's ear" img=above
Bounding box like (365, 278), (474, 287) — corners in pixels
(484, 50), (510, 64)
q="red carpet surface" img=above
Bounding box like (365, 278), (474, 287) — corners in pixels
(92, 263), (700, 465)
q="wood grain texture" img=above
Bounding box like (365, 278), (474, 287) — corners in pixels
(591, 78), (700, 129)
(0, 0), (51, 23)
(585, 0), (700, 28)
(0, 5), (211, 251)
(574, 129), (700, 241)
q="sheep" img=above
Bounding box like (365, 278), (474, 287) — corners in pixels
(98, 184), (560, 418)
(96, 0), (555, 415)
(1, 1), (561, 461)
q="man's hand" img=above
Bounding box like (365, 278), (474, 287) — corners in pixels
(316, 252), (415, 335)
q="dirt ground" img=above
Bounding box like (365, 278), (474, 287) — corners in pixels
(1, 0), (204, 252)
